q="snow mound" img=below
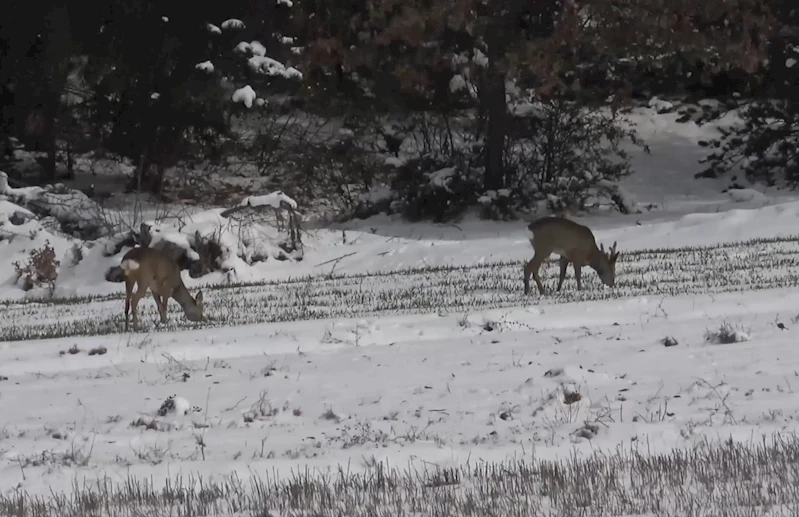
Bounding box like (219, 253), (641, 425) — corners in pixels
(232, 86), (257, 108)
(0, 200), (35, 223)
(157, 395), (196, 417)
(648, 96), (675, 113)
(247, 56), (303, 80)
(221, 19), (245, 30)
(134, 207), (301, 281)
(726, 187), (767, 204)
(1, 170), (117, 239)
(0, 183), (304, 298)
(239, 191), (298, 209)
(195, 60), (215, 73)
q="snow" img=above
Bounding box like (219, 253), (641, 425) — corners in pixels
(248, 40), (267, 57)
(647, 96), (674, 113)
(0, 200), (35, 220)
(207, 23), (222, 34)
(247, 55), (303, 79)
(0, 170), (44, 198)
(221, 19), (245, 30)
(239, 190), (298, 209)
(234, 41), (252, 54)
(232, 85), (257, 108)
(787, 58), (797, 69)
(0, 171), (119, 238)
(4, 107), (799, 507)
(427, 167), (456, 192)
(449, 74), (467, 93)
(4, 282), (799, 498)
(234, 41), (303, 80)
(726, 187), (767, 204)
(146, 225), (201, 261)
(472, 48), (489, 67)
(477, 189), (510, 205)
(195, 60), (215, 73)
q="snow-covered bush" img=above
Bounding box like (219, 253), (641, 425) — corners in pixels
(688, 9), (799, 187)
(323, 95), (646, 223)
(391, 157), (480, 222)
(506, 98), (648, 213)
(698, 99), (799, 186)
(270, 131), (389, 218)
(102, 190), (305, 283)
(477, 189), (516, 221)
(704, 321), (751, 345)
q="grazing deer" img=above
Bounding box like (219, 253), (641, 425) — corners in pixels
(523, 216), (620, 296)
(104, 247), (204, 331)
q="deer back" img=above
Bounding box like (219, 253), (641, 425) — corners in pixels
(528, 217), (600, 264)
(121, 247), (184, 296)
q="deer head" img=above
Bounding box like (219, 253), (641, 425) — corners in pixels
(595, 241), (620, 287)
(183, 290), (204, 322)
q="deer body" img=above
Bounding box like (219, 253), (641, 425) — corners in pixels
(104, 247), (204, 330)
(523, 217), (619, 295)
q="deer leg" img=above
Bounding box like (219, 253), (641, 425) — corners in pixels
(523, 258), (537, 295)
(159, 295), (169, 324)
(124, 279), (135, 331)
(153, 294), (168, 325)
(129, 287), (148, 331)
(523, 254), (547, 295)
(556, 257), (569, 292)
(574, 264), (583, 290)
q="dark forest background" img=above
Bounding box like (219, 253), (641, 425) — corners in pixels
(1, 0), (796, 222)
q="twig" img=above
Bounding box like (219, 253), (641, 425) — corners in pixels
(315, 252), (356, 268)
(160, 353), (194, 372)
(224, 396), (248, 412)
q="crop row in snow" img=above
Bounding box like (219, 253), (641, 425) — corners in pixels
(2, 434), (799, 517)
(2, 236), (799, 342)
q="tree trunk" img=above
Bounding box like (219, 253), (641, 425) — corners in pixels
(482, 20), (507, 192)
(131, 143), (151, 192)
(483, 74), (506, 191)
(39, 102), (58, 183)
(132, 143), (166, 194)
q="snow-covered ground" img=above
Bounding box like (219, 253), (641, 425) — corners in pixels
(2, 106), (799, 513)
(3, 285), (799, 496)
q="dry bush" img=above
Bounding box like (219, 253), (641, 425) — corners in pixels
(705, 321), (750, 344)
(13, 240), (60, 293)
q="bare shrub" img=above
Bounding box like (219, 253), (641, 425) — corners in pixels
(705, 321), (750, 344)
(13, 240), (60, 293)
(662, 336), (679, 347)
(320, 407), (340, 422)
(506, 98), (649, 213)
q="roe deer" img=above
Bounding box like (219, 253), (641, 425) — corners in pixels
(104, 247), (204, 331)
(523, 217), (620, 295)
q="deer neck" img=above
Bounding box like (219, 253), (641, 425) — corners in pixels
(173, 284), (200, 318)
(587, 246), (606, 273)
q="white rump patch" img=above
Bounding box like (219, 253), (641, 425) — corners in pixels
(121, 259), (140, 272)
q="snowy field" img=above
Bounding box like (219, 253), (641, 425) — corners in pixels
(3, 108), (799, 516)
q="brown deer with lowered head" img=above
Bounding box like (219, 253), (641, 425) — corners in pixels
(104, 247), (204, 330)
(523, 216), (620, 295)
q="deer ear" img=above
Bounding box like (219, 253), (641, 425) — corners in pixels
(195, 290), (204, 305)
